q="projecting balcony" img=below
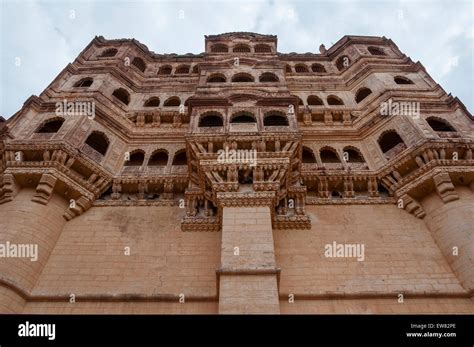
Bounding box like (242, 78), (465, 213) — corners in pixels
(196, 126), (224, 134)
(121, 166), (143, 175)
(436, 131), (460, 138)
(171, 165), (188, 174)
(263, 125), (290, 132)
(322, 162), (344, 170)
(80, 143), (104, 163)
(145, 166), (168, 175)
(229, 123), (258, 133)
(31, 132), (55, 140)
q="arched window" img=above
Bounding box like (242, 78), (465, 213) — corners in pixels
(311, 63), (326, 73)
(163, 97), (181, 107)
(295, 64), (309, 73)
(307, 95), (324, 106)
(100, 48), (117, 57)
(327, 95), (344, 105)
(112, 88), (130, 105)
(208, 74), (226, 83)
(426, 117), (456, 132)
(211, 44), (228, 53)
(343, 146), (365, 163)
(233, 44), (251, 53)
(192, 65), (199, 74)
(378, 130), (405, 155)
(302, 147), (316, 163)
(131, 57), (146, 72)
(368, 46), (386, 56)
(320, 147), (340, 163)
(297, 97), (304, 106)
(148, 150), (168, 166)
(74, 78), (93, 88)
(175, 65), (190, 74)
(232, 73), (254, 82)
(125, 150), (145, 166)
(158, 65), (172, 75)
(199, 113), (223, 127)
(255, 44), (272, 53)
(355, 87), (372, 103)
(85, 132), (109, 156)
(264, 112), (288, 126)
(336, 55), (350, 71)
(37, 118), (64, 133)
(285, 65), (292, 73)
(394, 76), (414, 85)
(144, 97), (160, 107)
(172, 150), (187, 165)
(231, 112), (256, 123)
(259, 72), (279, 82)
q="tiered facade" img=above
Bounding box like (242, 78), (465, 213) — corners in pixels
(0, 33), (473, 314)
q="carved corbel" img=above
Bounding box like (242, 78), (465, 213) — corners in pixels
(398, 194), (425, 219)
(32, 173), (57, 205)
(0, 173), (19, 204)
(111, 181), (122, 200)
(162, 179), (174, 200)
(433, 172), (459, 203)
(63, 196), (92, 221)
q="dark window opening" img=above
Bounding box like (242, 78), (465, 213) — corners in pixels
(85, 132), (109, 155)
(37, 119), (64, 133)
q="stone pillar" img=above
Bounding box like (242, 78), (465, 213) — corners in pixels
(218, 206), (280, 314)
(421, 186), (474, 291)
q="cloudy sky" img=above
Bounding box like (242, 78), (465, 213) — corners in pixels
(0, 0), (473, 118)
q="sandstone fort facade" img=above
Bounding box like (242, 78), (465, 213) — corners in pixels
(0, 32), (473, 314)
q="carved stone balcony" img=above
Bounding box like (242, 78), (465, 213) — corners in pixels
(384, 142), (407, 160)
(229, 123), (258, 133)
(31, 132), (55, 140)
(81, 143), (104, 163)
(171, 165), (187, 174)
(436, 131), (460, 138)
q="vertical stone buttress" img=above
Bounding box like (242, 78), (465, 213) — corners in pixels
(421, 183), (474, 292)
(218, 207), (280, 313)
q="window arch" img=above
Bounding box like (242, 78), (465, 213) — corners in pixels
(307, 95), (324, 106)
(163, 96), (181, 107)
(144, 97), (160, 107)
(131, 57), (146, 72)
(327, 95), (344, 105)
(124, 150), (145, 166)
(207, 73), (226, 83)
(336, 55), (350, 71)
(100, 48), (117, 57)
(394, 76), (414, 85)
(355, 87), (372, 103)
(37, 118), (64, 133)
(85, 131), (109, 156)
(311, 63), (326, 73)
(175, 65), (190, 74)
(255, 44), (272, 53)
(294, 64), (309, 73)
(302, 147), (316, 163)
(192, 65), (199, 74)
(211, 44), (228, 53)
(343, 146), (365, 163)
(74, 77), (93, 88)
(172, 150), (187, 165)
(233, 44), (251, 53)
(232, 73), (254, 83)
(285, 64), (292, 73)
(259, 72), (279, 82)
(199, 112), (224, 127)
(378, 130), (405, 155)
(158, 65), (172, 75)
(112, 88), (130, 105)
(368, 46), (386, 56)
(264, 112), (288, 126)
(148, 150), (168, 166)
(320, 147), (340, 163)
(231, 112), (256, 123)
(426, 117), (456, 132)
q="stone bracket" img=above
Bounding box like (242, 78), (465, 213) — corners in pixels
(0, 173), (19, 204)
(433, 172), (459, 203)
(32, 173), (58, 205)
(63, 196), (92, 221)
(399, 193), (426, 219)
